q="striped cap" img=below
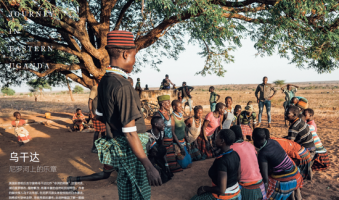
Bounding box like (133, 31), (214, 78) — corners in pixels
(106, 30), (136, 49)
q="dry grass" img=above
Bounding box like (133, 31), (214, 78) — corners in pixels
(1, 82), (339, 120)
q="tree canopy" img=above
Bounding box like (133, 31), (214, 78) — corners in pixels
(27, 78), (52, 93)
(1, 0), (339, 89)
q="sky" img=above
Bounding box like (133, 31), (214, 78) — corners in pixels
(9, 38), (339, 93)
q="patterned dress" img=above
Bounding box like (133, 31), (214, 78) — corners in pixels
(158, 111), (183, 173)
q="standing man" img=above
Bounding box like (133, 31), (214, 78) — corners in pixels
(176, 82), (194, 116)
(281, 83), (299, 126)
(255, 76), (276, 128)
(88, 79), (106, 153)
(95, 30), (161, 200)
(162, 74), (174, 90)
(209, 86), (220, 112)
(135, 78), (142, 98)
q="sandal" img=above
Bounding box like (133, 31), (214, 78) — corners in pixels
(67, 176), (73, 186)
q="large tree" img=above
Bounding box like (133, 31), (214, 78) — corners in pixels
(1, 0), (339, 89)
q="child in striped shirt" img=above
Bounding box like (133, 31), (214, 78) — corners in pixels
(303, 108), (330, 171)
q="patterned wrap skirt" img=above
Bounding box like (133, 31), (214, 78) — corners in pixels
(267, 167), (303, 200)
(240, 124), (252, 136)
(92, 119), (106, 132)
(239, 180), (267, 200)
(95, 133), (151, 200)
(190, 192), (241, 200)
(196, 135), (213, 159)
(163, 137), (183, 173)
(312, 152), (330, 171)
(191, 182), (241, 200)
(297, 147), (312, 179)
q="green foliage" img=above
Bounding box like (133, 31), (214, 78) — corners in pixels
(73, 85), (84, 94)
(1, 87), (15, 96)
(27, 79), (52, 90)
(1, 0), (339, 88)
(273, 80), (285, 87)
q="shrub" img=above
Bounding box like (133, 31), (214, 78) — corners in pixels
(73, 85), (84, 94)
(1, 87), (15, 96)
(273, 80), (285, 87)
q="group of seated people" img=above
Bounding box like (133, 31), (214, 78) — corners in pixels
(147, 94), (330, 200)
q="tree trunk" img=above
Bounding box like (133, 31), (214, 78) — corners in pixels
(67, 79), (75, 101)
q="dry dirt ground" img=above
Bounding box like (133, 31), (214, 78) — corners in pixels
(1, 84), (339, 200)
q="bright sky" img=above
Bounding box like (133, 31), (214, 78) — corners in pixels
(9, 38), (339, 93)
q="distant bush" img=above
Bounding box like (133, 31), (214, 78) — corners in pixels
(73, 85), (84, 94)
(1, 87), (15, 96)
(273, 80), (285, 87)
(20, 93), (23, 95)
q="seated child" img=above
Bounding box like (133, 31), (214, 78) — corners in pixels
(11, 112), (31, 146)
(147, 116), (173, 184)
(303, 108), (330, 171)
(291, 97), (308, 113)
(144, 84), (149, 90)
(239, 103), (257, 141)
(70, 108), (88, 132)
(233, 105), (242, 126)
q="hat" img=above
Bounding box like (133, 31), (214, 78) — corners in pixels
(157, 95), (170, 102)
(245, 105), (253, 112)
(106, 30), (136, 49)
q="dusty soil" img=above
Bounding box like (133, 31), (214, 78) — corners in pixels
(1, 110), (338, 200)
(1, 83), (339, 200)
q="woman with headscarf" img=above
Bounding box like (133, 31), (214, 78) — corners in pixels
(153, 95), (183, 173)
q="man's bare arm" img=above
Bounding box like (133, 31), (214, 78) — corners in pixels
(88, 99), (94, 119)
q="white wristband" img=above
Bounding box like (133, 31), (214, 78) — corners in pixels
(122, 126), (137, 133)
(95, 109), (103, 116)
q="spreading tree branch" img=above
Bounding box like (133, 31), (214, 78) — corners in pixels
(114, 0), (135, 30)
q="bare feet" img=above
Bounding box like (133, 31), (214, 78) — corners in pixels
(68, 127), (73, 132)
(268, 123), (272, 128)
(257, 123), (261, 128)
